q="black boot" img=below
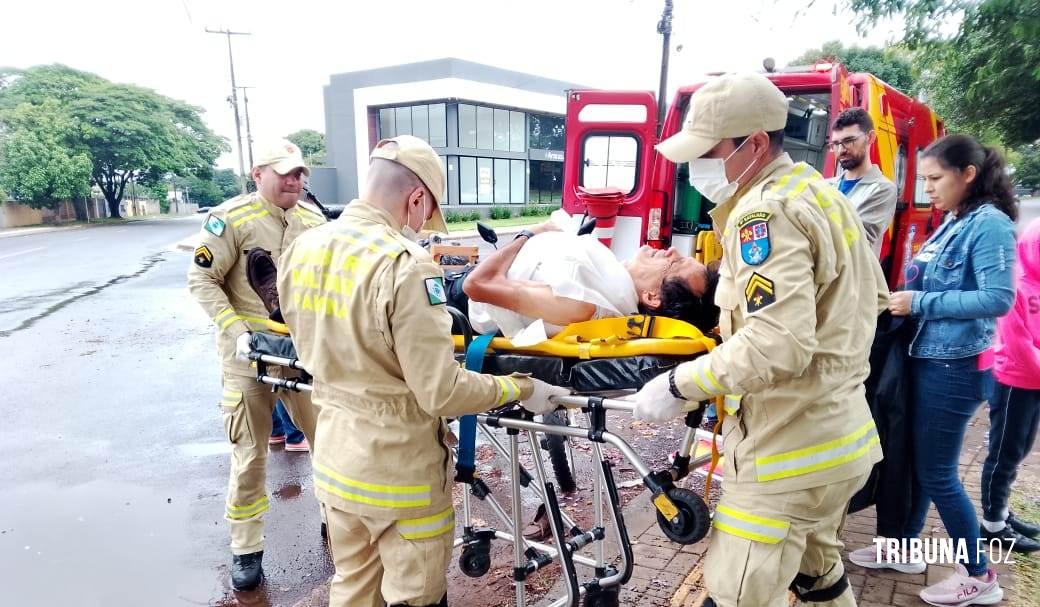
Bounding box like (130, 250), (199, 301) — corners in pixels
(1008, 512), (1040, 539)
(232, 550), (264, 591)
(980, 524), (1040, 553)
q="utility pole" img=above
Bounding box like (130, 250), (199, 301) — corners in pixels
(237, 86), (255, 170)
(656, 0), (674, 137)
(206, 27), (251, 194)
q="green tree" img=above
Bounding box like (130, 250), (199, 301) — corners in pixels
(286, 129), (326, 165)
(0, 99), (92, 210)
(211, 168), (242, 200)
(840, 0), (1040, 145)
(1011, 144), (1040, 192)
(790, 40), (918, 93)
(0, 64), (229, 218)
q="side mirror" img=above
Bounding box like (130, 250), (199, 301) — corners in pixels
(577, 217), (597, 236)
(477, 222), (498, 247)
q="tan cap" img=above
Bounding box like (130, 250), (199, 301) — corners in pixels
(370, 135), (448, 234)
(656, 73), (789, 163)
(254, 139), (310, 176)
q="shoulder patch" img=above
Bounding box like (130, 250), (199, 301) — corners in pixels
(204, 214), (226, 237)
(737, 212), (771, 266)
(194, 245), (214, 268)
(425, 277), (447, 306)
(745, 272), (776, 313)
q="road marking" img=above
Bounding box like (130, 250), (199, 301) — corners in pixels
(0, 246), (46, 261)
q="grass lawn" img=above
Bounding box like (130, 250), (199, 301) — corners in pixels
(444, 215), (548, 233)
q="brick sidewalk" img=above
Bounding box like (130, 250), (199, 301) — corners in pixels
(567, 408), (1036, 607)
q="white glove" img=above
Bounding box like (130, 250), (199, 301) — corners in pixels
(235, 332), (253, 362)
(521, 379), (571, 415)
(632, 371), (687, 422)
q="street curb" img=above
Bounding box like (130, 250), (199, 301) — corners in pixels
(0, 224), (87, 239)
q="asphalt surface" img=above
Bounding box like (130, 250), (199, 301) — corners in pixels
(0, 215), (331, 607)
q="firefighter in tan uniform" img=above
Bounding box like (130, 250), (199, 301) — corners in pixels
(278, 135), (569, 607)
(633, 74), (889, 606)
(187, 140), (326, 591)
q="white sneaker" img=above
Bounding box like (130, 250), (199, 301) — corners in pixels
(920, 564), (1002, 607)
(849, 544), (927, 574)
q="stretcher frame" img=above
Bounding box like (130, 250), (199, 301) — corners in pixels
(247, 315), (715, 607)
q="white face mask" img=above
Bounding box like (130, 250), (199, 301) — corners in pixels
(400, 193), (429, 242)
(688, 137), (756, 203)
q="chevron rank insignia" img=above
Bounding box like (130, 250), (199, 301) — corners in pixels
(204, 214), (226, 237)
(744, 272), (776, 312)
(737, 211), (771, 266)
(425, 277), (447, 306)
(194, 245), (214, 268)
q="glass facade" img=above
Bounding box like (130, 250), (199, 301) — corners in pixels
(374, 100), (565, 206)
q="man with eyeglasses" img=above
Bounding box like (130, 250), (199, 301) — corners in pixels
(828, 108), (898, 256)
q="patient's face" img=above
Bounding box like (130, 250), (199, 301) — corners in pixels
(629, 246), (708, 305)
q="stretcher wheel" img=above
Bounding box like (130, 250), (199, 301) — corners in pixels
(459, 545), (491, 578)
(655, 487), (710, 545)
(583, 585), (620, 607)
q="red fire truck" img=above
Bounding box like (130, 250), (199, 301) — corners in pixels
(559, 63), (945, 287)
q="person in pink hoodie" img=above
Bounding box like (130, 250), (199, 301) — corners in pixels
(980, 216), (1040, 553)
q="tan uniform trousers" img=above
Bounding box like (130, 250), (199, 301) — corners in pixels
(221, 371), (318, 555)
(704, 472), (870, 607)
(323, 503), (453, 607)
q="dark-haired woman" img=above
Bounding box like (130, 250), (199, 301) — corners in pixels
(850, 134), (1017, 606)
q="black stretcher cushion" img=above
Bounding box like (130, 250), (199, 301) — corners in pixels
(251, 331), (692, 393)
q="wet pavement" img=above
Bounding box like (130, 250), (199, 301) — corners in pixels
(0, 216), (331, 606)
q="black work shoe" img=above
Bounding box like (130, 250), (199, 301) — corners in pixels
(1009, 513), (1040, 539)
(981, 524), (1040, 553)
(231, 550), (264, 591)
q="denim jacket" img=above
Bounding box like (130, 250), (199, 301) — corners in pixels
(904, 203), (1016, 359)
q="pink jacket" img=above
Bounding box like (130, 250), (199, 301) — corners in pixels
(994, 217), (1040, 389)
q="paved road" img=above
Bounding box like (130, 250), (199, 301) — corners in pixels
(0, 215), (331, 606)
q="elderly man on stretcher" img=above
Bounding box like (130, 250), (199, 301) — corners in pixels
(443, 216), (720, 344)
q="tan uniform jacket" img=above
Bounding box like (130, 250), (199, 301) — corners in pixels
(187, 193), (326, 376)
(278, 200), (535, 522)
(676, 155), (889, 494)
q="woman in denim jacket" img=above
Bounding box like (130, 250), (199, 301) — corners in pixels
(853, 135), (1017, 607)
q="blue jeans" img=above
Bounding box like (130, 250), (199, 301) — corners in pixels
(272, 400), (305, 444)
(903, 356), (992, 576)
(981, 382), (1040, 523)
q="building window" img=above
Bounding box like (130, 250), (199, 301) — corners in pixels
(494, 109), (510, 152)
(510, 111), (525, 153)
(379, 108), (395, 139)
(530, 160), (563, 203)
(529, 114), (565, 151)
(459, 104), (477, 148)
(511, 160), (526, 203)
(494, 158), (510, 203)
(477, 106), (494, 150)
(429, 103), (447, 147)
(395, 106), (412, 137)
(412, 105), (429, 143)
(460, 156), (477, 204)
(477, 157), (493, 202)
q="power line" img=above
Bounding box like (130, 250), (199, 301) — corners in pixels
(205, 27), (251, 195)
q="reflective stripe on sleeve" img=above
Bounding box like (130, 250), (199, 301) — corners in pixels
(713, 504), (789, 544)
(397, 507), (454, 540)
(723, 394), (742, 415)
(496, 376), (521, 405)
(313, 462), (432, 509)
(755, 420), (880, 482)
(688, 358), (724, 396)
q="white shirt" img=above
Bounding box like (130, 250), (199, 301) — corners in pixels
(468, 232), (640, 344)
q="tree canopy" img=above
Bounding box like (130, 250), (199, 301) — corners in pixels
(839, 0), (1040, 145)
(789, 40), (917, 94)
(286, 129), (326, 166)
(0, 64), (228, 217)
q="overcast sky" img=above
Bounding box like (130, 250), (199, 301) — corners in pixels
(3, 0), (902, 170)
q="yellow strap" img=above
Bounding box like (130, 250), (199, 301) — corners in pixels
(704, 396), (727, 500)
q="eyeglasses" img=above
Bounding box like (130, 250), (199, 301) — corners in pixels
(829, 134), (866, 151)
